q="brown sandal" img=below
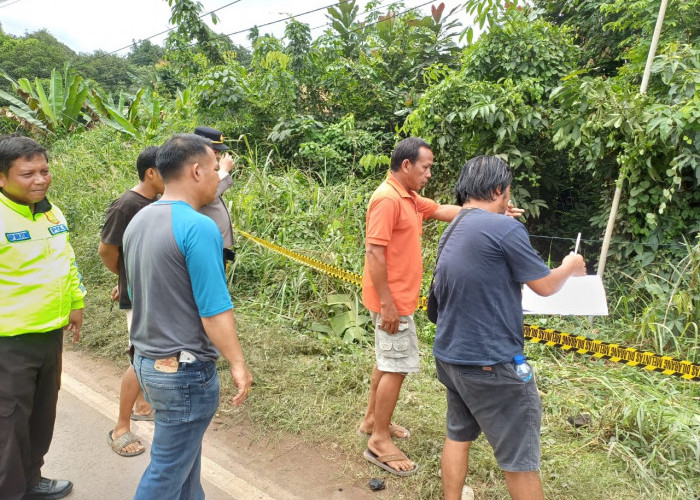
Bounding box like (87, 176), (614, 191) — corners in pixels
(363, 448), (418, 476)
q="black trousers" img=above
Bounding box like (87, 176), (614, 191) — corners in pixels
(0, 329), (63, 500)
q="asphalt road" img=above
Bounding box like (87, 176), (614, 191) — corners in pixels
(40, 348), (377, 500)
(43, 372), (276, 500)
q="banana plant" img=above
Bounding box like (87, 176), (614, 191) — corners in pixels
(310, 293), (372, 344)
(0, 64), (93, 135)
(88, 86), (166, 140)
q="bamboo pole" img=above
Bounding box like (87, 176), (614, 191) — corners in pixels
(595, 0), (669, 280)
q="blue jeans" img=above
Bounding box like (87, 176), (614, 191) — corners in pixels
(132, 354), (220, 500)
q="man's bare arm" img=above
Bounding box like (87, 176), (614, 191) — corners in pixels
(365, 243), (400, 334)
(201, 310), (252, 406)
(431, 202), (525, 222)
(527, 254), (586, 296)
(430, 204), (462, 222)
(98, 242), (120, 275)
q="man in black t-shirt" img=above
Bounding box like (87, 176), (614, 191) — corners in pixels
(98, 146), (164, 457)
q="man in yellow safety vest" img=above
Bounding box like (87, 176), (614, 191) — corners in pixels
(0, 134), (86, 500)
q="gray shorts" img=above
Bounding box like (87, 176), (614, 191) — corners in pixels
(435, 358), (542, 472)
(370, 312), (420, 374)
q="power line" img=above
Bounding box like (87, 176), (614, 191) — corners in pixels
(3, 0), (450, 135)
(0, 0), (24, 9)
(219, 1), (343, 39)
(145, 0), (440, 91)
(169, 0), (436, 62)
(218, 0), (433, 40)
(69, 0), (347, 74)
(0, 0), (22, 9)
(528, 234), (689, 249)
(104, 0), (245, 56)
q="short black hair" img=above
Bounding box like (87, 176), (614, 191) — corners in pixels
(390, 137), (431, 172)
(136, 146), (159, 181)
(156, 134), (213, 182)
(0, 135), (48, 176)
(454, 155), (512, 205)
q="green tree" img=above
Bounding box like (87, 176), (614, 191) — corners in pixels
(0, 27), (75, 90)
(127, 39), (165, 67)
(534, 0), (635, 76)
(166, 0), (226, 65)
(403, 14), (579, 221)
(326, 0), (363, 58)
(285, 19), (312, 80)
(535, 0), (700, 78)
(77, 52), (137, 96)
(550, 45), (700, 264)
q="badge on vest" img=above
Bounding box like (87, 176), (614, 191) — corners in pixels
(5, 230), (31, 242)
(45, 211), (60, 225)
(48, 224), (68, 235)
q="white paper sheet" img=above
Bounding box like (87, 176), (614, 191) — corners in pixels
(522, 275), (608, 316)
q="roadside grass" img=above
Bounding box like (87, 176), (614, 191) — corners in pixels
(212, 303), (699, 500)
(76, 276), (698, 499)
(47, 130), (698, 499)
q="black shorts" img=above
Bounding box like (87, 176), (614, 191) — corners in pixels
(436, 358), (542, 472)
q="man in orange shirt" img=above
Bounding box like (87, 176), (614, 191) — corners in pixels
(359, 137), (522, 476)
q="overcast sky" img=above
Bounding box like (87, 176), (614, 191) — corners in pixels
(0, 0), (472, 55)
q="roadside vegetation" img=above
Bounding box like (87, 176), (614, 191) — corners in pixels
(2, 1), (697, 498)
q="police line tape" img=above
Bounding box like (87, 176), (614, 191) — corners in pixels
(234, 228), (699, 381)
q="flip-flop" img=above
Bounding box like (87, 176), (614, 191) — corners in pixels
(363, 448), (418, 477)
(131, 410), (155, 421)
(108, 430), (145, 457)
(357, 422), (411, 440)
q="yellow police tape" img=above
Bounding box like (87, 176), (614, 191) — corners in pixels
(234, 228), (699, 381)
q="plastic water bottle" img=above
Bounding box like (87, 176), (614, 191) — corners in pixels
(513, 355), (532, 383)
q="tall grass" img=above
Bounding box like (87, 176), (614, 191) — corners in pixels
(228, 138), (374, 325)
(45, 128), (699, 499)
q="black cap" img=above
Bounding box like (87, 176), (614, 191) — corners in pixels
(193, 126), (229, 151)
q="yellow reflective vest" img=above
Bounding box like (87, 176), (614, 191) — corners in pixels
(0, 192), (86, 337)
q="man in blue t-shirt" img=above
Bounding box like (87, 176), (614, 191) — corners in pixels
(432, 156), (586, 500)
(123, 134), (252, 500)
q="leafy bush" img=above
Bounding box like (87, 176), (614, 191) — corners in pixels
(550, 44), (700, 266)
(295, 114), (388, 179)
(194, 63), (247, 110)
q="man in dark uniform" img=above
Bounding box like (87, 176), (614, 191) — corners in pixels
(193, 126), (236, 265)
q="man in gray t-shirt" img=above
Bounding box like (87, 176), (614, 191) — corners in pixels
(432, 156), (586, 500)
(123, 134), (251, 500)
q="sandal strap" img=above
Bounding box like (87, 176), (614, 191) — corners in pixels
(376, 453), (408, 463)
(112, 430), (142, 450)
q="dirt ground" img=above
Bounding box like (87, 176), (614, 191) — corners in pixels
(61, 346), (395, 500)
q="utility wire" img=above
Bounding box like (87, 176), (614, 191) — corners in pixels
(5, 0), (450, 135)
(217, 0), (433, 40)
(99, 0), (245, 57)
(163, 0), (436, 66)
(147, 0), (434, 93)
(528, 234), (689, 249)
(0, 0), (24, 9)
(218, 1), (345, 39)
(66, 0), (347, 75)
